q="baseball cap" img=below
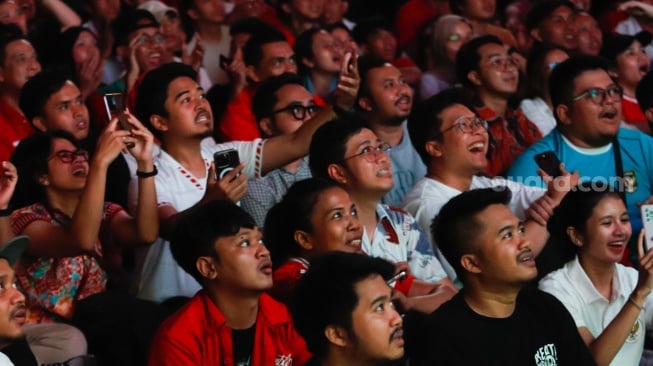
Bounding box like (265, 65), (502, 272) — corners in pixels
(600, 31), (653, 64)
(526, 0), (576, 31)
(0, 236), (28, 265)
(138, 0), (179, 24)
(113, 9), (160, 46)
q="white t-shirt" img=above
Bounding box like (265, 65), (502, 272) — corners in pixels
(540, 257), (653, 366)
(0, 352), (13, 366)
(401, 175), (545, 283)
(187, 29), (232, 86)
(130, 138), (264, 303)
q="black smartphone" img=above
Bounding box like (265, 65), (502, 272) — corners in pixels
(534, 151), (562, 177)
(103, 92), (134, 148)
(214, 149), (240, 180)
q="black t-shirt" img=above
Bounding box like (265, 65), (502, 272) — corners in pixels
(233, 326), (256, 366)
(406, 288), (597, 366)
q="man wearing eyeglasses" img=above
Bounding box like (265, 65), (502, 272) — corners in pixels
(240, 73), (315, 227)
(356, 56), (426, 207)
(309, 116), (458, 314)
(456, 35), (542, 177)
(403, 88), (575, 285)
(508, 55), (653, 266)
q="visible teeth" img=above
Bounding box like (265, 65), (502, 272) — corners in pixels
(349, 239), (361, 246)
(469, 142), (484, 151)
(376, 169), (389, 177)
(72, 169), (85, 176)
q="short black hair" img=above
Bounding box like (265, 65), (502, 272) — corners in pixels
(408, 88), (468, 165)
(308, 115), (366, 180)
(243, 29), (288, 68)
(170, 200), (257, 285)
(11, 130), (79, 209)
(229, 17), (273, 37)
(134, 62), (197, 140)
(548, 55), (610, 111)
(0, 23), (27, 65)
(20, 70), (74, 124)
(432, 187), (511, 284)
(252, 73), (303, 127)
(112, 9), (159, 46)
(526, 0), (576, 31)
(290, 252), (395, 360)
(352, 17), (394, 46)
(637, 70), (653, 113)
(455, 35), (503, 89)
(294, 27), (323, 77)
(263, 178), (338, 268)
(357, 55), (391, 100)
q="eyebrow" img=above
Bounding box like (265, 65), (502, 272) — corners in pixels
(370, 294), (391, 309)
(174, 86), (203, 101)
(497, 221), (523, 236)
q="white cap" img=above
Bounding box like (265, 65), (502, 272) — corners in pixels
(138, 0), (179, 24)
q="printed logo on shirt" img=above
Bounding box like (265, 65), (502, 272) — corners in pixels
(627, 318), (643, 343)
(534, 343), (558, 366)
(275, 354), (294, 366)
(623, 171), (637, 194)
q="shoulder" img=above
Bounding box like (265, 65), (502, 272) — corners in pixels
(156, 293), (211, 338)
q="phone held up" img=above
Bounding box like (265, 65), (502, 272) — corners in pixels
(641, 204), (653, 252)
(103, 92), (135, 148)
(214, 149), (240, 181)
(534, 150), (562, 178)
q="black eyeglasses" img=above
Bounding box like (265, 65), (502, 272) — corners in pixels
(269, 104), (322, 120)
(48, 149), (89, 163)
(439, 116), (488, 135)
(572, 85), (623, 105)
(341, 142), (392, 163)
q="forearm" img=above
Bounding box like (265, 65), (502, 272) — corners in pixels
(0, 216), (13, 246)
(70, 163), (107, 250)
(41, 0), (81, 30)
(133, 160), (159, 243)
(525, 220), (549, 257)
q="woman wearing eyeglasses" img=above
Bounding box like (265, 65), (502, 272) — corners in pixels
(417, 15), (473, 101)
(8, 114), (158, 324)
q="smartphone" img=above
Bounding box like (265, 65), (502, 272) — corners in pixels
(387, 270), (407, 287)
(534, 151), (562, 177)
(214, 149), (240, 180)
(641, 204), (653, 252)
(103, 93), (134, 148)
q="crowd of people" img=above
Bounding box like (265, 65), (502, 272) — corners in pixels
(1, 0), (653, 364)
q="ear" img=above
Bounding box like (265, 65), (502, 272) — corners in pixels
(460, 253), (482, 274)
(31, 116), (47, 133)
(196, 256), (218, 280)
(607, 68), (619, 79)
(187, 8), (199, 21)
(530, 28), (543, 42)
(281, 2), (293, 15)
(467, 70), (483, 87)
(566, 227), (584, 247)
(325, 325), (349, 347)
(357, 96), (373, 112)
(302, 56), (315, 70)
(294, 230), (314, 251)
(259, 117), (274, 137)
(149, 114), (169, 134)
(644, 108), (653, 124)
(38, 174), (49, 187)
(246, 65), (261, 84)
(327, 163), (348, 185)
(555, 104), (572, 126)
(425, 140), (443, 158)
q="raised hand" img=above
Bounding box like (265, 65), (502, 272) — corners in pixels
(0, 161), (17, 210)
(333, 52), (360, 111)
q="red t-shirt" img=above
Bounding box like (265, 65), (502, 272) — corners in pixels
(395, 0), (438, 51)
(622, 96), (650, 134)
(219, 87), (260, 142)
(0, 98), (33, 162)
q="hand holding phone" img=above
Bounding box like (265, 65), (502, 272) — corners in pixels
(534, 151), (562, 178)
(103, 93), (135, 148)
(387, 270), (407, 287)
(214, 149), (240, 180)
(641, 204), (653, 252)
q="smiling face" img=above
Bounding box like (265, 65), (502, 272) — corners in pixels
(302, 186), (363, 256)
(470, 204), (537, 286)
(72, 30), (100, 67)
(471, 42), (519, 97)
(159, 76), (213, 140)
(533, 5), (577, 52)
(0, 39), (40, 94)
(575, 13), (601, 56)
(616, 40), (650, 92)
(35, 81), (90, 140)
(0, 258), (26, 347)
(127, 27), (165, 74)
(433, 104), (489, 174)
(346, 274), (404, 363)
(211, 227), (273, 292)
(575, 196), (631, 265)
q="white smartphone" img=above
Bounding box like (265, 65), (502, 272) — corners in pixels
(640, 204), (653, 252)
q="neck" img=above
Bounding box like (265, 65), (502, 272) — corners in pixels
(45, 190), (81, 218)
(350, 192), (381, 240)
(621, 84), (637, 99)
(163, 138), (206, 177)
(367, 119), (405, 146)
(560, 129), (612, 149)
(321, 352), (377, 366)
(208, 286), (260, 329)
(196, 21), (223, 42)
(478, 91), (508, 117)
(0, 90), (20, 112)
(309, 70), (336, 98)
(463, 284), (521, 318)
(578, 255), (616, 300)
(427, 163), (475, 192)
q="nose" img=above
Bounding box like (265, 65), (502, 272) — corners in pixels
(347, 212), (362, 233)
(9, 287), (24, 304)
(389, 305), (403, 327)
(284, 60), (297, 74)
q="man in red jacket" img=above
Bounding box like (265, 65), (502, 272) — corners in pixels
(149, 200), (311, 366)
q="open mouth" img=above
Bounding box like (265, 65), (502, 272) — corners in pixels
(468, 141), (486, 152)
(376, 168), (392, 178)
(517, 250), (534, 264)
(600, 110), (618, 120)
(72, 167), (87, 177)
(395, 95), (411, 106)
(259, 260), (273, 275)
(195, 110), (211, 123)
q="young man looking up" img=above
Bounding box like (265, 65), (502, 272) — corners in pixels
(149, 200), (310, 365)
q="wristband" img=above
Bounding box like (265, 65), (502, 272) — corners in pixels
(136, 165), (158, 178)
(629, 296), (644, 311)
(0, 206), (11, 217)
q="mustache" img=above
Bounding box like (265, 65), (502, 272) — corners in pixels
(10, 303), (26, 318)
(389, 326), (403, 343)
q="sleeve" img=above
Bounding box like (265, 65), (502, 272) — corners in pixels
(240, 179), (274, 228)
(403, 212), (448, 283)
(10, 206), (48, 235)
(147, 329), (200, 366)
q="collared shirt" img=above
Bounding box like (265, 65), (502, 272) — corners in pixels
(540, 257), (653, 365)
(0, 98), (33, 162)
(241, 158), (312, 228)
(149, 291), (311, 366)
(362, 203), (448, 283)
(382, 121), (427, 207)
(475, 104), (542, 177)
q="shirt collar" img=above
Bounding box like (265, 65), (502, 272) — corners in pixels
(566, 256), (626, 304)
